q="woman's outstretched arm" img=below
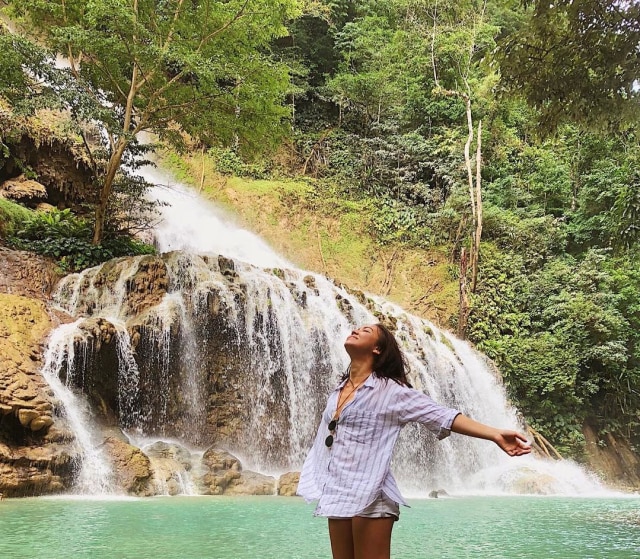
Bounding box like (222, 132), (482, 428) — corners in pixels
(451, 414), (532, 456)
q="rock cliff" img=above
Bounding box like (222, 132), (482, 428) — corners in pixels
(0, 249), (77, 496)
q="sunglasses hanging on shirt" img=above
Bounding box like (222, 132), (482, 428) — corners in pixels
(325, 418), (337, 447)
(325, 377), (367, 448)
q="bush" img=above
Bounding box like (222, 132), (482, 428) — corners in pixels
(468, 246), (640, 455)
(7, 206), (155, 271)
(0, 197), (31, 238)
(208, 147), (269, 179)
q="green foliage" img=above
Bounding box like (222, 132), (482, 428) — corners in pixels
(469, 247), (640, 454)
(3, 0), (301, 151)
(371, 198), (420, 245)
(15, 207), (91, 238)
(2, 0), (303, 243)
(0, 196), (32, 237)
(568, 155), (640, 252)
(0, 31), (67, 113)
(208, 147), (269, 179)
(480, 204), (567, 264)
(7, 207), (155, 271)
(497, 0), (640, 132)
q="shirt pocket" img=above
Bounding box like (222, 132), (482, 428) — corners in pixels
(342, 410), (379, 445)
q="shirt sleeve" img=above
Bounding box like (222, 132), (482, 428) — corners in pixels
(391, 384), (460, 440)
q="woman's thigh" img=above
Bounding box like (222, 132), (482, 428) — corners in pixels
(328, 518), (355, 559)
(352, 517), (395, 559)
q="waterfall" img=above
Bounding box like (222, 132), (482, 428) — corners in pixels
(142, 165), (289, 268)
(40, 322), (115, 494)
(39, 162), (606, 497)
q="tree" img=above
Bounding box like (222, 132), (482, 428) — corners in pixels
(468, 247), (640, 454)
(497, 0), (640, 132)
(418, 0), (496, 336)
(2, 0), (301, 244)
(569, 150), (640, 252)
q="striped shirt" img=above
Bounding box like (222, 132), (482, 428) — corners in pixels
(297, 374), (460, 517)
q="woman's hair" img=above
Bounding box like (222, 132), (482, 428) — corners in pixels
(372, 323), (412, 387)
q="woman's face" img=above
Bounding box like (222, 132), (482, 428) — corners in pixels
(344, 324), (381, 357)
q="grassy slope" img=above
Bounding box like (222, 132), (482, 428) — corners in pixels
(161, 150), (459, 329)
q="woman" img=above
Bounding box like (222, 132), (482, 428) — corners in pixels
(297, 323), (531, 559)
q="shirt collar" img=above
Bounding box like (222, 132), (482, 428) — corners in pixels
(334, 373), (377, 391)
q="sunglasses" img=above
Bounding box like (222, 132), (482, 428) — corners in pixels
(325, 418), (338, 447)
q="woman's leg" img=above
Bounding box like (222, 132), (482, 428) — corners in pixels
(328, 518), (355, 559)
(351, 517), (395, 559)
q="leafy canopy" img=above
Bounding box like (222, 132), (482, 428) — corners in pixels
(497, 0), (640, 132)
(1, 0), (303, 244)
(3, 0), (302, 153)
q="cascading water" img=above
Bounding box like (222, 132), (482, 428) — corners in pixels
(39, 321), (115, 494)
(40, 162), (606, 497)
(143, 165), (290, 269)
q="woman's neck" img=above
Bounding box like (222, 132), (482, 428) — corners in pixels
(348, 361), (373, 384)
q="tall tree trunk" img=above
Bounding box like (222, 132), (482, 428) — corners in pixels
(457, 247), (470, 339)
(233, 76), (241, 152)
(464, 95), (476, 221)
(471, 120), (482, 293)
(92, 4), (139, 246)
(92, 141), (127, 245)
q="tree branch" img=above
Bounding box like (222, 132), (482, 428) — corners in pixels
(430, 0), (439, 87)
(198, 0), (251, 50)
(87, 57), (128, 102)
(140, 0), (251, 110)
(122, 0), (140, 135)
(164, 0), (186, 50)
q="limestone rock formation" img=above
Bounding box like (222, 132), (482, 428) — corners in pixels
(47, 252), (252, 449)
(0, 119), (96, 208)
(99, 255), (169, 316)
(583, 423), (640, 491)
(0, 292), (78, 496)
(0, 247), (61, 299)
(224, 470), (276, 496)
(199, 448), (276, 495)
(0, 294), (56, 432)
(277, 471), (300, 496)
(144, 441), (194, 496)
(509, 469), (560, 495)
(55, 255), (169, 319)
(0, 175), (48, 206)
(0, 446), (73, 497)
(199, 448), (242, 495)
(103, 436), (154, 496)
(53, 316), (121, 425)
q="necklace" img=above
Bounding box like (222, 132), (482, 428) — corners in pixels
(333, 377), (367, 419)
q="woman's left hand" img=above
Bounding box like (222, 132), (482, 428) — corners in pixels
(494, 430), (532, 456)
(451, 415), (532, 456)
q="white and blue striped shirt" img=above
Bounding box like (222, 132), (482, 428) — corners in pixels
(297, 374), (460, 517)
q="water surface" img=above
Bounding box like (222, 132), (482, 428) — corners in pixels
(1, 496), (638, 558)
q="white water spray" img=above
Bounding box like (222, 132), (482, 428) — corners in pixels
(40, 322), (114, 494)
(139, 165), (289, 268)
